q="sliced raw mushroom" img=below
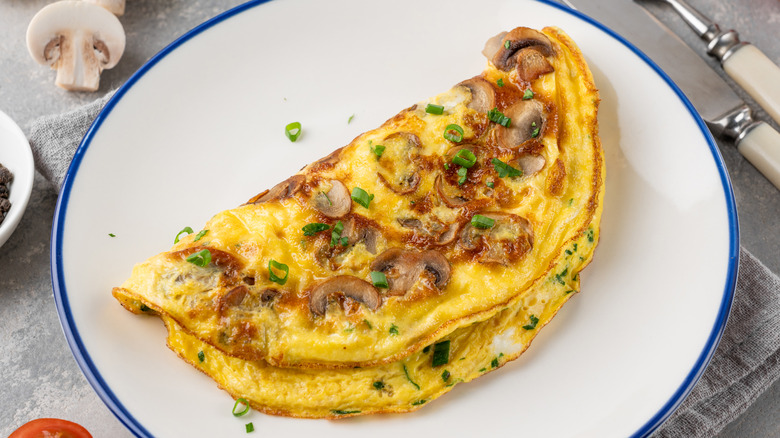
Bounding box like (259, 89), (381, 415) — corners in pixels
(26, 1), (126, 91)
(248, 174), (305, 204)
(370, 248), (451, 296)
(515, 48), (554, 81)
(459, 213), (534, 264)
(512, 153), (546, 177)
(486, 27), (553, 72)
(84, 0), (125, 16)
(495, 100), (545, 149)
(376, 132), (422, 195)
(312, 180), (351, 218)
(457, 77), (496, 114)
(309, 276), (381, 316)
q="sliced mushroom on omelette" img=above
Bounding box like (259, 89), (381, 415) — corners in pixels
(114, 23), (602, 388)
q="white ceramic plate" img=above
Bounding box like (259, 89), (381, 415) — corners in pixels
(0, 109), (34, 249)
(52, 1), (738, 437)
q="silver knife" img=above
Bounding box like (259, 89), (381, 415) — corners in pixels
(559, 0), (780, 191)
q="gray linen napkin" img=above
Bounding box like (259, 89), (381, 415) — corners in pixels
(27, 96), (780, 437)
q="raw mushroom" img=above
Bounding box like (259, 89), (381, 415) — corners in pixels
(84, 0), (125, 16)
(495, 100), (545, 149)
(26, 1), (126, 91)
(312, 180), (351, 218)
(309, 276), (381, 316)
(485, 27), (553, 72)
(370, 248), (451, 296)
(376, 132), (422, 195)
(459, 213), (534, 265)
(247, 175), (305, 204)
(458, 77), (496, 114)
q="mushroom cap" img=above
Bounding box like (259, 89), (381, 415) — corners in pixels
(370, 248), (452, 295)
(312, 180), (351, 218)
(485, 27), (553, 72)
(309, 276), (381, 316)
(458, 77), (496, 114)
(27, 1), (125, 69)
(495, 100), (545, 149)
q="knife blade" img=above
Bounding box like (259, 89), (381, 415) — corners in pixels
(560, 0), (780, 190)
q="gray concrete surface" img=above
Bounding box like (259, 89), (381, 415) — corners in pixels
(0, 0), (777, 436)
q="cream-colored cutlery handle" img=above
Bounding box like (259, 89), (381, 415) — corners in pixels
(723, 44), (780, 126)
(737, 122), (780, 190)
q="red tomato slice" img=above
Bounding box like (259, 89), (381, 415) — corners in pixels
(9, 418), (93, 438)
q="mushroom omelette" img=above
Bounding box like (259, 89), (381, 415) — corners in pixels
(113, 26), (603, 416)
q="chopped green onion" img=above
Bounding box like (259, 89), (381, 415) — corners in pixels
(457, 167), (468, 185)
(444, 163), (450, 170)
(443, 124), (464, 143)
(139, 303), (150, 312)
(492, 158), (522, 178)
(186, 249), (211, 267)
(232, 398), (250, 417)
(197, 351), (205, 363)
(422, 345), (431, 354)
(471, 214), (495, 229)
(452, 149), (477, 168)
(432, 340), (451, 367)
(285, 122), (302, 142)
(268, 259), (289, 285)
(487, 107), (512, 127)
(487, 181), (495, 188)
(351, 187), (374, 208)
(364, 319), (373, 329)
(193, 229), (208, 242)
(531, 121), (540, 138)
(331, 409), (361, 415)
(108, 233), (116, 237)
(174, 226), (194, 244)
(497, 78), (505, 87)
(491, 357), (500, 368)
(370, 144), (386, 158)
(330, 220), (345, 247)
(370, 271), (389, 288)
(389, 324), (399, 336)
(504, 40), (511, 49)
(523, 89), (534, 100)
(425, 103), (444, 115)
(373, 381), (385, 390)
(412, 400), (427, 406)
(245, 422), (255, 433)
(348, 114), (355, 124)
(441, 370), (451, 382)
(522, 314), (539, 330)
(402, 364), (420, 390)
(302, 222), (330, 236)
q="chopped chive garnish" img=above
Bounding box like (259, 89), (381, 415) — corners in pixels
(491, 357), (500, 368)
(403, 364), (421, 390)
(471, 214), (495, 229)
(193, 229), (208, 242)
(443, 123), (464, 143)
(441, 370), (451, 382)
(340, 236), (348, 246)
(487, 107), (511, 127)
(232, 398), (250, 417)
(412, 400), (427, 406)
(364, 319), (373, 329)
(422, 345), (431, 354)
(331, 409), (361, 415)
(497, 78), (505, 87)
(139, 303), (150, 312)
(268, 259), (289, 285)
(370, 271), (389, 288)
(351, 187), (374, 208)
(330, 220), (345, 247)
(320, 190), (333, 206)
(444, 163), (450, 170)
(523, 89), (534, 100)
(370, 144), (386, 158)
(174, 226), (194, 244)
(487, 181), (495, 188)
(285, 121), (302, 142)
(389, 324), (399, 335)
(522, 314), (539, 330)
(531, 121), (540, 138)
(373, 381), (385, 390)
(108, 233), (116, 237)
(246, 422), (254, 433)
(302, 222), (330, 236)
(504, 40), (511, 49)
(457, 167), (468, 185)
(186, 249), (211, 267)
(452, 149), (477, 168)
(492, 158), (522, 178)
(431, 340), (451, 367)
(348, 114), (355, 124)
(197, 350), (205, 362)
(425, 103), (444, 115)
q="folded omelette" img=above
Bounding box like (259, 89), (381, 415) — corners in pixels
(113, 25), (603, 417)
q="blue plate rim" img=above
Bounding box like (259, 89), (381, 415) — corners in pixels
(50, 1), (740, 437)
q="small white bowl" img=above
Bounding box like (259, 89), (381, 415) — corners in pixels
(0, 109), (34, 249)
